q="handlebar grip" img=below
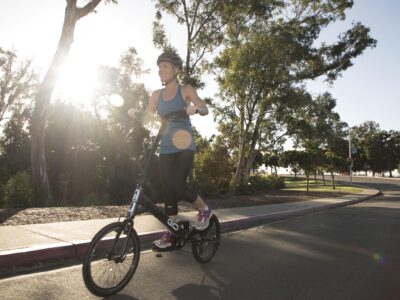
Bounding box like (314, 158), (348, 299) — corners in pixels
(164, 108), (199, 120)
(164, 110), (188, 120)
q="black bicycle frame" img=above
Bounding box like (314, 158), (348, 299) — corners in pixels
(141, 193), (188, 239)
(126, 111), (192, 240)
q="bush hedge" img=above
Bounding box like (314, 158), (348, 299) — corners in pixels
(236, 174), (285, 194)
(2, 171), (34, 208)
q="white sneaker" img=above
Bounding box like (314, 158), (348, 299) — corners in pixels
(195, 208), (213, 230)
(153, 230), (172, 250)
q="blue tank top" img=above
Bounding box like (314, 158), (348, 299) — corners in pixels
(156, 86), (196, 154)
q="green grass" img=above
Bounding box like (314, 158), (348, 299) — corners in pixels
(283, 177), (363, 194)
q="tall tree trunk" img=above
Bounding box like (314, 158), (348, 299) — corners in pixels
(330, 171), (336, 189)
(242, 114), (263, 184)
(242, 98), (268, 184)
(30, 0), (104, 205)
(232, 139), (246, 192)
(243, 151), (256, 183)
(231, 106), (246, 194)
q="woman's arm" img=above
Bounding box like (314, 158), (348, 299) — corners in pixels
(145, 90), (159, 114)
(182, 85), (209, 116)
(142, 90), (163, 126)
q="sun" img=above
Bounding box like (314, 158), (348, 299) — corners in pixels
(53, 51), (127, 111)
(54, 55), (98, 108)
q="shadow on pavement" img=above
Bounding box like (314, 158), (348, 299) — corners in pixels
(367, 182), (400, 192)
(343, 180), (400, 192)
(104, 294), (139, 300)
(0, 208), (24, 224)
(172, 283), (222, 300)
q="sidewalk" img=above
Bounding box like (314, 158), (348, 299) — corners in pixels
(0, 188), (379, 278)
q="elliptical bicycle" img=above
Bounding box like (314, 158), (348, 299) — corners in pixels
(82, 110), (220, 297)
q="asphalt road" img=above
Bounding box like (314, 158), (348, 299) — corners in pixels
(1, 176), (399, 300)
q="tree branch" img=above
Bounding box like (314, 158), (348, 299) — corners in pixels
(77, 0), (104, 19)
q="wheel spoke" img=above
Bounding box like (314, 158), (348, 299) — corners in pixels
(192, 216), (220, 263)
(82, 222), (140, 297)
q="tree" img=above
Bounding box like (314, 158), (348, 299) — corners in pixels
(351, 121), (380, 138)
(152, 0), (225, 88)
(351, 121), (380, 155)
(90, 48), (151, 204)
(295, 92), (348, 184)
(296, 151), (316, 192)
(45, 47), (150, 205)
(350, 121), (380, 174)
(45, 103), (101, 204)
(265, 152), (280, 175)
(324, 136), (348, 189)
(214, 0), (376, 193)
(388, 131), (400, 177)
(30, 0), (117, 206)
(0, 47), (38, 200)
(193, 134), (235, 196)
(280, 150), (302, 180)
(385, 131), (400, 177)
(0, 47), (38, 125)
(361, 130), (400, 176)
(0, 108), (31, 182)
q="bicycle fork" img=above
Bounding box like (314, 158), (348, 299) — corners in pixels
(107, 220), (134, 263)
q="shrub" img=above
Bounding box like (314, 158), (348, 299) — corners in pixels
(236, 174), (285, 195)
(195, 175), (222, 198)
(2, 171), (34, 208)
(193, 138), (234, 197)
(82, 192), (110, 206)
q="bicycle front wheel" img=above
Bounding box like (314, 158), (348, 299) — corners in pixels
(82, 222), (140, 297)
(192, 215), (220, 263)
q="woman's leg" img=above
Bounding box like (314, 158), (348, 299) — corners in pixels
(154, 153), (178, 250)
(160, 151), (207, 214)
(174, 150), (212, 229)
(173, 150), (198, 203)
(159, 153), (179, 216)
(192, 195), (208, 211)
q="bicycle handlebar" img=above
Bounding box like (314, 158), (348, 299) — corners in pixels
(164, 110), (188, 120)
(163, 108), (198, 121)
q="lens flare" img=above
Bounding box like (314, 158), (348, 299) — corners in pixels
(172, 129), (192, 150)
(372, 253), (386, 264)
(109, 94), (124, 107)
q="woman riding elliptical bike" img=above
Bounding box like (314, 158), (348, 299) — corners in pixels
(145, 51), (212, 251)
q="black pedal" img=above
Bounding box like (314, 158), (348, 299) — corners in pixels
(177, 220), (190, 230)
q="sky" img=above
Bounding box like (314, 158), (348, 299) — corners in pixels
(0, 0), (399, 138)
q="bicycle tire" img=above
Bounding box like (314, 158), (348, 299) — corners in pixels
(192, 215), (220, 263)
(82, 222), (140, 297)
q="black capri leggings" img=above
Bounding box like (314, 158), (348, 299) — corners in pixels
(159, 150), (198, 216)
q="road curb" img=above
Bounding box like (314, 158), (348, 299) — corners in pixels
(0, 189), (380, 278)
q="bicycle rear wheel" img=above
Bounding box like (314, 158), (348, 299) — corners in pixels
(192, 215), (220, 263)
(82, 222), (140, 297)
